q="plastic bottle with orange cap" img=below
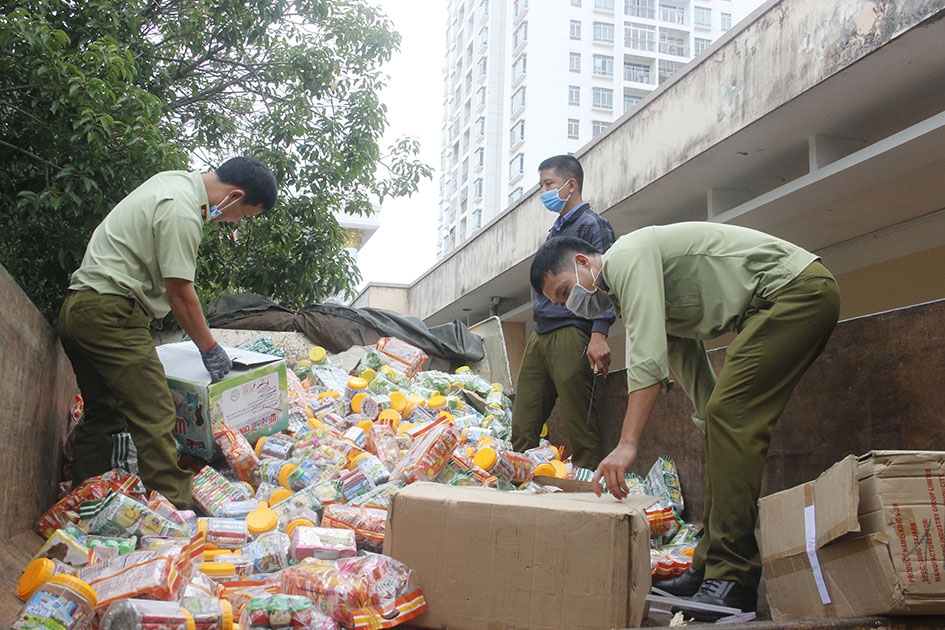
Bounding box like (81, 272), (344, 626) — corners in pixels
(10, 573), (97, 629)
(100, 598), (203, 630)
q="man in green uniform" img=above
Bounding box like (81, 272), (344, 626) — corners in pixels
(530, 222), (841, 620)
(58, 157), (278, 509)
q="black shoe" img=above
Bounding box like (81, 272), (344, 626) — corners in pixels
(652, 567), (704, 597)
(671, 579), (758, 622)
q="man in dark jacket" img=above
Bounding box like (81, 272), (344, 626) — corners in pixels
(510, 155), (616, 469)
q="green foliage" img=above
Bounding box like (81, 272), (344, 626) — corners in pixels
(0, 0), (431, 320)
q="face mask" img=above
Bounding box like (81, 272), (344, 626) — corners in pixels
(565, 260), (612, 319)
(208, 195), (238, 221)
(541, 181), (572, 213)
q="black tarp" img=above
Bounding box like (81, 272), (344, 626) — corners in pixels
(207, 294), (484, 371)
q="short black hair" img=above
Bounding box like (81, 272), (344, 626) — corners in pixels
(530, 236), (600, 294)
(216, 157), (278, 211)
(538, 154), (583, 192)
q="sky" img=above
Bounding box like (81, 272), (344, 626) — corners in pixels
(354, 2), (448, 289)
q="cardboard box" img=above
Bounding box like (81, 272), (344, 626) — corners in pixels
(383, 483), (654, 630)
(759, 450), (945, 619)
(157, 342), (289, 459)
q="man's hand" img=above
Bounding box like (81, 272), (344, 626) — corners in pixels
(591, 442), (639, 499)
(200, 342), (232, 382)
(586, 332), (611, 376)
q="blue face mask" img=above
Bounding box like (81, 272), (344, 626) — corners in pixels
(541, 182), (572, 213)
(207, 195), (238, 221)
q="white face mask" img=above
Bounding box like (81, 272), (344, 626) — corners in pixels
(565, 260), (612, 319)
(208, 195), (239, 221)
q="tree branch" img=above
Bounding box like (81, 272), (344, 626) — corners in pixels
(0, 139), (62, 171)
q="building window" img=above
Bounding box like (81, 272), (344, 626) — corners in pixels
(593, 22), (615, 43)
(623, 93), (642, 112)
(513, 21), (528, 48)
(480, 0), (489, 17)
(572, 0), (582, 5)
(509, 187), (524, 204)
(592, 120), (611, 136)
(474, 178), (484, 199)
(624, 61), (651, 83)
(567, 118), (580, 139)
(694, 37), (711, 54)
(625, 0), (655, 19)
(659, 31), (688, 56)
(569, 52), (582, 72)
(511, 86), (526, 111)
(512, 53), (527, 81)
(721, 12), (732, 30)
(568, 85), (581, 106)
(625, 22), (655, 51)
(509, 153), (525, 180)
(694, 6), (711, 27)
(509, 119), (525, 146)
(514, 0), (528, 18)
(475, 147), (485, 167)
(592, 86), (613, 109)
(595, 0), (615, 10)
(593, 54), (614, 77)
(479, 26), (488, 46)
(472, 208), (482, 229)
(658, 58), (685, 83)
(476, 116), (485, 137)
(570, 20), (582, 40)
(660, 3), (686, 25)
(477, 56), (488, 76)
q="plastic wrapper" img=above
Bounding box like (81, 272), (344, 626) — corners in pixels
(100, 598), (193, 630)
(282, 553), (427, 630)
(269, 484), (324, 528)
(645, 502), (682, 540)
(194, 465), (255, 517)
(390, 423), (458, 484)
(241, 531), (292, 574)
(348, 480), (405, 509)
(645, 455), (684, 514)
(213, 421), (261, 484)
(35, 469), (147, 538)
(241, 593), (339, 630)
(320, 504), (387, 553)
(375, 337), (428, 378)
(650, 547), (692, 579)
(289, 526), (358, 562)
(77, 534), (203, 613)
(147, 490), (197, 532)
(78, 490), (190, 539)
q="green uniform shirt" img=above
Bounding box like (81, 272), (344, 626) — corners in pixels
(70, 171), (208, 319)
(601, 222), (817, 424)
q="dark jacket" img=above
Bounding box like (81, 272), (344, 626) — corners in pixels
(533, 202), (617, 336)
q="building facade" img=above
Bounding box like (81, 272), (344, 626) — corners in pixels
(436, 0), (759, 257)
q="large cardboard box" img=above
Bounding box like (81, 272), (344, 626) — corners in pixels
(157, 342), (289, 459)
(384, 483), (654, 630)
(759, 450), (945, 619)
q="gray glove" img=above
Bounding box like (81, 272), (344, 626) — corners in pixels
(200, 342), (233, 382)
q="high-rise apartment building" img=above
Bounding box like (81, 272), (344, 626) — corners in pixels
(436, 0), (760, 257)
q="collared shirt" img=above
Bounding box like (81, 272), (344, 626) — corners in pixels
(70, 170), (208, 319)
(552, 202), (583, 232)
(601, 222), (817, 420)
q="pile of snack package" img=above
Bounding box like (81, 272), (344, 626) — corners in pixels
(20, 336), (697, 629)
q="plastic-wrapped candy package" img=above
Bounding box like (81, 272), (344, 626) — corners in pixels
(77, 490), (190, 539)
(240, 592), (339, 630)
(35, 469), (147, 538)
(645, 455), (684, 514)
(281, 553), (427, 630)
(320, 504), (387, 554)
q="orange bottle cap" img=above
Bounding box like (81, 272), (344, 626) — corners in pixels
(474, 447), (498, 471)
(17, 558), (55, 599)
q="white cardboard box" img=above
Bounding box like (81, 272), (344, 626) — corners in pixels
(384, 483), (653, 629)
(759, 450), (945, 619)
(157, 342), (288, 459)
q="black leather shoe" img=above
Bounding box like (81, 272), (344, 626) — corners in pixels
(671, 579), (758, 622)
(652, 567), (704, 597)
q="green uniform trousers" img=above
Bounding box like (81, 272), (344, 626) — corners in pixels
(58, 290), (193, 508)
(693, 261), (841, 588)
(511, 326), (604, 469)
